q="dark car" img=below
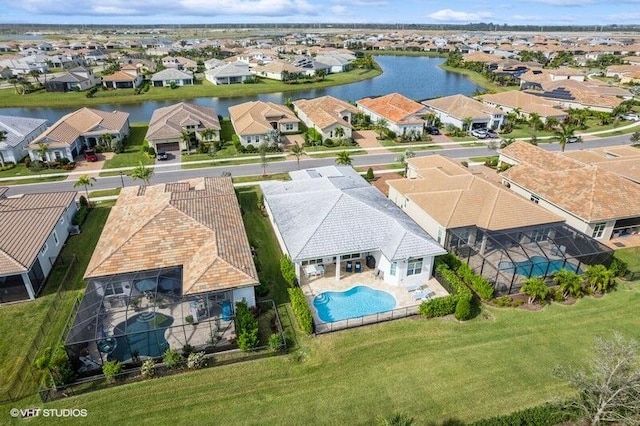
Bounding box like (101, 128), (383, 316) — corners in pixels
(157, 150), (168, 161)
(83, 149), (98, 162)
(425, 126), (440, 135)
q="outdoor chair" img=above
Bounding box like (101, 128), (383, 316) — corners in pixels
(355, 261), (362, 273)
(404, 284), (421, 292)
(346, 261), (353, 273)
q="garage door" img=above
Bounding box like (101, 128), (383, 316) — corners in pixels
(157, 142), (180, 151)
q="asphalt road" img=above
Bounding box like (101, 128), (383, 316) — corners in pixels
(3, 132), (636, 197)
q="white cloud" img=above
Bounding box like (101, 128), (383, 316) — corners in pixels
(330, 5), (347, 14)
(332, 0), (388, 5)
(427, 9), (492, 22)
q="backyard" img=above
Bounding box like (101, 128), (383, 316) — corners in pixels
(100, 123), (153, 175)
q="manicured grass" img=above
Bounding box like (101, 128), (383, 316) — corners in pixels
(0, 206), (110, 400)
(232, 173), (290, 184)
(439, 64), (513, 93)
(220, 118), (236, 142)
(0, 68), (382, 108)
(385, 145), (442, 153)
(469, 156), (498, 163)
(101, 124), (153, 173)
(180, 156), (286, 170)
(0, 163), (68, 185)
(88, 188), (121, 198)
(614, 247), (640, 273)
(306, 150), (367, 158)
(25, 281), (640, 424)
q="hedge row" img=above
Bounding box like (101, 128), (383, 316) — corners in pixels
(235, 301), (259, 351)
(419, 263), (473, 320)
(457, 263), (495, 300)
(280, 255), (297, 287)
(288, 287), (314, 334)
(471, 402), (579, 426)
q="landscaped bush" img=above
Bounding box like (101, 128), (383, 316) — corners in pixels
(245, 144), (257, 153)
(288, 287), (314, 334)
(365, 167), (374, 181)
(419, 295), (457, 318)
(162, 348), (183, 369)
(147, 146), (156, 157)
(140, 359), (155, 379)
(421, 263), (474, 320)
(280, 255), (297, 287)
(434, 253), (462, 271)
(72, 206), (89, 226)
(186, 351), (207, 369)
(235, 301), (259, 351)
(268, 333), (282, 351)
(0, 161), (16, 171)
(457, 263), (494, 300)
(323, 138), (335, 147)
(608, 257), (628, 277)
(454, 293), (472, 321)
(102, 360), (122, 384)
(471, 402), (579, 426)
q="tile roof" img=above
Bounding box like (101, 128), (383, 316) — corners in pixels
(150, 68), (193, 81)
(388, 156), (562, 231)
(102, 70), (137, 82)
(84, 177), (258, 295)
(146, 102), (220, 142)
(0, 191), (76, 275)
(205, 62), (251, 79)
(31, 107), (129, 149)
(477, 90), (568, 118)
(228, 101), (300, 136)
(292, 96), (359, 131)
(500, 142), (640, 222)
(463, 52), (504, 63)
(423, 94), (502, 120)
(0, 115), (47, 149)
(261, 166), (445, 262)
(562, 145), (640, 183)
(357, 93), (426, 125)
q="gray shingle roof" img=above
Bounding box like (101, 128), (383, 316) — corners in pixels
(0, 115), (48, 149)
(261, 166), (445, 262)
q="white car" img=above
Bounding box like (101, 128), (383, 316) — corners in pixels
(470, 128), (488, 139)
(620, 113), (640, 121)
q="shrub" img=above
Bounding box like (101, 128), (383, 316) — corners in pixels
(288, 287), (314, 334)
(323, 138), (334, 147)
(365, 167), (374, 181)
(140, 359), (155, 379)
(495, 295), (512, 307)
(471, 402), (579, 426)
(102, 360), (122, 384)
(435, 253), (462, 271)
(186, 351), (207, 369)
(185, 315), (194, 325)
(419, 295), (457, 317)
(72, 206), (89, 225)
(78, 195), (88, 208)
(235, 301), (259, 351)
(162, 348), (183, 369)
(24, 157), (31, 168)
(147, 146), (156, 157)
(255, 281), (269, 297)
(0, 162), (16, 171)
(280, 255), (297, 287)
(268, 333), (282, 351)
(609, 257), (628, 277)
(182, 344), (195, 357)
(245, 144), (256, 153)
(457, 263), (494, 300)
(454, 293), (472, 320)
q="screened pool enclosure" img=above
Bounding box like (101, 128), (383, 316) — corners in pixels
(445, 223), (613, 294)
(65, 267), (237, 374)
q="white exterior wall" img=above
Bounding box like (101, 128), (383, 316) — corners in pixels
(357, 105), (423, 136)
(232, 286), (256, 308)
(383, 256), (435, 287)
(0, 121), (48, 163)
(432, 111), (464, 129)
(324, 123), (353, 140)
(35, 202), (76, 277)
(240, 133), (265, 146)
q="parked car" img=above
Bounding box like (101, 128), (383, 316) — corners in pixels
(425, 126), (440, 135)
(620, 113), (640, 121)
(567, 135), (582, 143)
(156, 150), (168, 161)
(83, 149), (98, 162)
(470, 128), (488, 139)
(485, 129), (498, 138)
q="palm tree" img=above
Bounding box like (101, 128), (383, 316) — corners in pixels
(544, 116), (560, 131)
(396, 149), (416, 176)
(554, 123), (577, 152)
(180, 130), (193, 151)
(630, 131), (640, 145)
(462, 117), (473, 132)
(0, 131), (7, 168)
(375, 118), (389, 140)
(334, 126), (345, 145)
(99, 133), (113, 150)
(29, 69), (42, 87)
(335, 150), (353, 166)
(512, 107), (522, 123)
(584, 265), (615, 294)
(36, 142), (49, 163)
(73, 174), (96, 202)
(552, 269), (583, 298)
(258, 142), (269, 176)
(129, 161), (153, 186)
(289, 142), (304, 169)
(528, 113), (542, 131)
(520, 277), (550, 304)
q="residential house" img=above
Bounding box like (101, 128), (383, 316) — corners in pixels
(29, 107), (130, 161)
(161, 56), (197, 72)
(0, 188), (77, 303)
(205, 62), (252, 85)
(357, 93), (428, 137)
(45, 66), (99, 92)
(0, 56), (48, 76)
(477, 90), (567, 124)
(261, 166), (446, 289)
(499, 142), (640, 242)
(0, 115), (48, 163)
(203, 58), (225, 70)
(292, 96), (359, 140)
(525, 79), (628, 112)
(84, 49), (109, 64)
(228, 101), (300, 146)
(562, 145), (640, 185)
(423, 94), (505, 131)
(102, 64), (143, 89)
(145, 102), (221, 152)
(251, 61), (310, 81)
(314, 51), (355, 73)
(519, 67), (586, 90)
(150, 68), (194, 87)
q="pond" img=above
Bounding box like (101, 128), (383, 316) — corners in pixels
(0, 56), (481, 123)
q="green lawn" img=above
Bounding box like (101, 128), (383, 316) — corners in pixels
(101, 124), (153, 173)
(385, 145), (442, 153)
(233, 173), (290, 184)
(0, 163), (67, 185)
(614, 247), (640, 273)
(220, 118), (236, 142)
(88, 188), (121, 198)
(438, 64), (513, 93)
(306, 149), (367, 158)
(0, 206), (110, 401)
(21, 280), (639, 424)
(180, 156), (285, 170)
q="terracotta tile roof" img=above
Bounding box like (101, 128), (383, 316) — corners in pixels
(292, 96), (358, 131)
(500, 142), (640, 221)
(84, 177), (258, 295)
(146, 102), (220, 142)
(102, 70), (137, 81)
(563, 145), (640, 183)
(388, 156), (562, 231)
(228, 101), (300, 136)
(463, 52), (504, 63)
(0, 191), (76, 275)
(423, 94), (501, 121)
(30, 107), (129, 149)
(357, 93), (426, 124)
(477, 90), (567, 119)
(532, 79), (627, 109)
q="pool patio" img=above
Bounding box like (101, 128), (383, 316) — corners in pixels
(300, 263), (448, 333)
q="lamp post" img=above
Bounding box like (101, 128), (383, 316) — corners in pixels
(119, 172), (125, 188)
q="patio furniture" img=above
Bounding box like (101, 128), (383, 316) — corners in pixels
(305, 264), (325, 278)
(134, 278), (157, 293)
(366, 255), (376, 269)
(346, 261), (353, 273)
(412, 288), (434, 301)
(404, 283), (421, 292)
(355, 261), (362, 273)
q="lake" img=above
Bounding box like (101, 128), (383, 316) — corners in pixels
(0, 56), (480, 123)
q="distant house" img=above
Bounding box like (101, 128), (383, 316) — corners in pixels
(251, 61), (310, 81)
(145, 102), (220, 152)
(422, 94), (505, 130)
(84, 49), (109, 64)
(357, 93), (428, 136)
(0, 188), (77, 303)
(314, 52), (355, 73)
(203, 58), (225, 70)
(150, 69), (194, 87)
(45, 66), (99, 92)
(205, 62), (252, 85)
(102, 64), (143, 89)
(229, 101), (301, 146)
(161, 56), (197, 71)
(0, 115), (48, 163)
(293, 96), (359, 140)
(29, 107), (130, 161)
(477, 90), (567, 124)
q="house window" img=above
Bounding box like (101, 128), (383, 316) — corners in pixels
(54, 151), (62, 160)
(341, 253), (361, 260)
(284, 123), (295, 131)
(302, 258), (323, 265)
(390, 262), (397, 276)
(530, 195), (540, 204)
(407, 258), (423, 276)
(53, 231), (59, 246)
(530, 229), (545, 242)
(40, 242), (48, 255)
(592, 223), (607, 239)
(104, 282), (124, 297)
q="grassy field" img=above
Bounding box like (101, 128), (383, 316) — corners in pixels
(232, 173), (290, 184)
(0, 68), (382, 108)
(0, 207), (110, 401)
(0, 162), (67, 185)
(88, 188), (121, 198)
(101, 124), (153, 173)
(614, 247), (640, 273)
(180, 156), (286, 170)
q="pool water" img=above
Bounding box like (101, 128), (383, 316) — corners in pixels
(500, 255), (580, 277)
(109, 312), (173, 362)
(313, 286), (396, 323)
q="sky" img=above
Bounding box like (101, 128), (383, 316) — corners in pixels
(0, 0), (639, 26)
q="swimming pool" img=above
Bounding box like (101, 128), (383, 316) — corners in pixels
(109, 312), (173, 362)
(313, 286), (396, 323)
(499, 256), (580, 277)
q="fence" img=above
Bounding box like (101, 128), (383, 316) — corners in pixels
(0, 255), (77, 403)
(314, 304), (421, 334)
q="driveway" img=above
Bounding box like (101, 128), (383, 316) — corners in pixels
(66, 152), (114, 181)
(353, 130), (390, 153)
(156, 150), (182, 172)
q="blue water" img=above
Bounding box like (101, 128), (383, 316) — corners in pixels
(313, 285), (396, 323)
(500, 255), (580, 277)
(109, 312), (173, 362)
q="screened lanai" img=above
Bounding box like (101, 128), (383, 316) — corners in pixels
(65, 267), (237, 374)
(446, 223), (613, 294)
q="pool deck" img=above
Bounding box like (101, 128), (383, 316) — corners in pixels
(300, 263), (448, 333)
